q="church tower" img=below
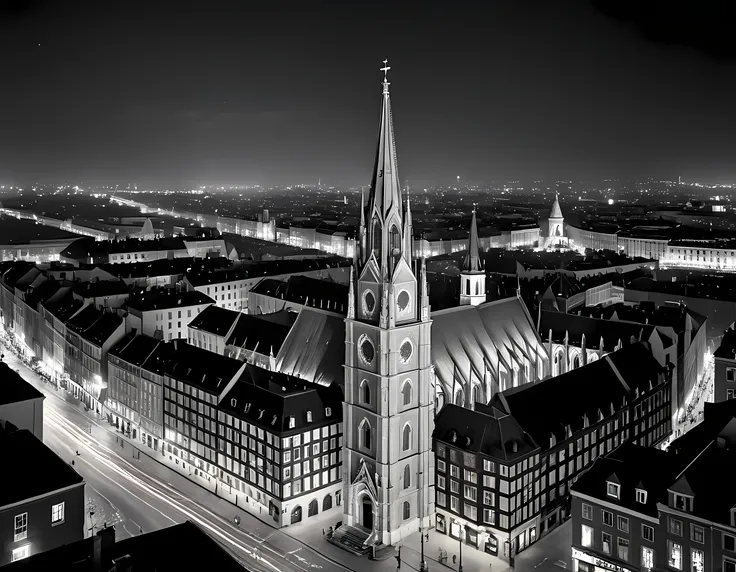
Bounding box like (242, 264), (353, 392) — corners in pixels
(548, 192), (565, 240)
(459, 209), (485, 306)
(341, 62), (435, 548)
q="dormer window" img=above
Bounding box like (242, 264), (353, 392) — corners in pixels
(306, 411), (313, 423)
(288, 416), (295, 429)
(636, 489), (647, 504)
(325, 407), (332, 417)
(731, 507), (736, 527)
(673, 493), (692, 513)
(607, 481), (620, 500)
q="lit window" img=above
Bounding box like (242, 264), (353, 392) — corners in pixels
(288, 417), (295, 429)
(52, 502), (65, 525)
(12, 546), (30, 562)
(306, 411), (312, 423)
(668, 540), (683, 570)
(14, 513), (27, 542)
(602, 532), (612, 555)
(581, 524), (594, 548)
(691, 549), (704, 572)
(642, 547), (655, 570)
(618, 538), (629, 562)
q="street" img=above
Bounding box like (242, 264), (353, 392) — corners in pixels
(3, 351), (349, 572)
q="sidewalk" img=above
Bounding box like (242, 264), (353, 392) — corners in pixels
(398, 529), (510, 572)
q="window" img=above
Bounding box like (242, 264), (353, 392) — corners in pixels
(438, 459), (446, 472)
(674, 494), (692, 512)
(450, 464), (460, 478)
(463, 503), (477, 520)
(451, 496), (459, 512)
(725, 534), (736, 552)
(728, 367), (736, 382)
(12, 546), (30, 562)
(14, 513), (27, 542)
(402, 424), (412, 451)
(360, 419), (372, 449)
(401, 380), (412, 405)
(618, 538), (629, 562)
(483, 508), (495, 525)
(642, 524), (655, 543)
(581, 503), (592, 520)
(691, 549), (704, 572)
(668, 540), (682, 570)
(617, 515), (629, 533)
(52, 502), (65, 525)
(581, 524), (594, 548)
(602, 510), (613, 527)
(438, 475), (446, 490)
(464, 485), (477, 502)
(602, 532), (612, 555)
(606, 481), (620, 499)
(669, 517), (683, 537)
(725, 559), (736, 572)
(636, 488), (647, 504)
(361, 380), (370, 405)
(691, 524), (704, 544)
(403, 465), (411, 489)
(306, 411), (312, 423)
(403, 501), (411, 520)
(642, 546), (655, 570)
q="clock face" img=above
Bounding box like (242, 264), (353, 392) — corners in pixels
(364, 290), (376, 314)
(359, 335), (375, 365)
(397, 290), (410, 312)
(399, 339), (413, 364)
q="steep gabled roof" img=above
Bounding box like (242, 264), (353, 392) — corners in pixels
(549, 193), (563, 219)
(188, 305), (241, 337)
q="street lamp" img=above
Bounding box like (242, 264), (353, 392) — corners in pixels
(457, 520), (465, 572)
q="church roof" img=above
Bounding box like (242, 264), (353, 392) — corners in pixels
(549, 193), (563, 219)
(461, 209), (483, 273)
(275, 307), (345, 386)
(431, 297), (547, 393)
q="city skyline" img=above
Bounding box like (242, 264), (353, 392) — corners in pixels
(2, 1), (736, 188)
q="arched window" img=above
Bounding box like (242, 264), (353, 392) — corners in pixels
(475, 280), (480, 295)
(436, 386), (446, 413)
(361, 380), (370, 405)
(403, 501), (411, 520)
(455, 389), (464, 406)
(572, 354), (580, 369)
(360, 419), (372, 450)
(308, 499), (318, 517)
(323, 494), (332, 511)
(371, 219), (382, 261)
(390, 225), (402, 272)
(291, 505), (302, 524)
(402, 423), (412, 451)
(401, 380), (412, 406)
(403, 464), (411, 489)
(472, 384), (479, 405)
(466, 279), (470, 295)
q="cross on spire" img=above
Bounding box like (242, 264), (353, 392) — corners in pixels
(380, 59), (391, 80)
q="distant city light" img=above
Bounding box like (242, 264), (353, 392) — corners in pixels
(608, 199), (614, 205)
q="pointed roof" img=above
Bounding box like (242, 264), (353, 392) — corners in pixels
(366, 63), (402, 223)
(550, 193), (563, 219)
(462, 209), (483, 273)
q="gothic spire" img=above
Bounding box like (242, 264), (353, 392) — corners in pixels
(366, 59), (403, 229)
(403, 186), (413, 264)
(550, 192), (563, 219)
(462, 208), (483, 273)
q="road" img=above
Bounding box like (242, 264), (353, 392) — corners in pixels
(2, 350), (349, 572)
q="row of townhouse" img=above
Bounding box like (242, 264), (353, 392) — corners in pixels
(432, 342), (673, 563)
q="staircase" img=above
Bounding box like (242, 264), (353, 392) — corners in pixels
(327, 525), (372, 556)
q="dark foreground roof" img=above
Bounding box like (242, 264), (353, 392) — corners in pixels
(0, 428), (83, 509)
(189, 304), (241, 337)
(0, 362), (44, 406)
(4, 520), (250, 571)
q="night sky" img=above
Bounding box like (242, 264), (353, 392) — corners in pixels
(1, 0), (735, 188)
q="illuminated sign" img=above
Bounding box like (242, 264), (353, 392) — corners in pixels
(572, 548), (633, 572)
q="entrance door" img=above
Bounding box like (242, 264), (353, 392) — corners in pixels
(361, 497), (373, 530)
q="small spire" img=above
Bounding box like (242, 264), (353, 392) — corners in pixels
(462, 207), (483, 273)
(381, 59), (391, 94)
(347, 266), (355, 320)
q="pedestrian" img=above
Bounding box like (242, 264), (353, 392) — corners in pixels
(453, 554), (457, 564)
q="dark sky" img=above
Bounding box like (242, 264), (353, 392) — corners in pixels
(1, 0), (736, 188)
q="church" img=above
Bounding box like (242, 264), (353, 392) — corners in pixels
(326, 64), (550, 554)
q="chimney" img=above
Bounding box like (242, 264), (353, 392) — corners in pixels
(93, 526), (115, 572)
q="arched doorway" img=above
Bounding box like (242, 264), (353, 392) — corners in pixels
(360, 496), (373, 530)
(308, 499), (318, 517)
(323, 494), (332, 511)
(291, 505), (302, 524)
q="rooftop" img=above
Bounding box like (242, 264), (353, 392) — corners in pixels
(493, 342), (664, 449)
(109, 333), (163, 367)
(72, 278), (130, 298)
(0, 427), (83, 509)
(164, 341), (245, 394)
(226, 310), (296, 355)
(127, 287), (214, 312)
(251, 274), (348, 314)
(188, 305), (242, 337)
(433, 403), (538, 464)
(3, 520), (250, 571)
(714, 328), (736, 360)
(0, 362), (44, 406)
(219, 365), (343, 435)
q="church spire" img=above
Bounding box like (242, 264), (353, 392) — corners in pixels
(462, 208), (483, 273)
(550, 192), (563, 219)
(403, 186), (413, 264)
(363, 59), (404, 272)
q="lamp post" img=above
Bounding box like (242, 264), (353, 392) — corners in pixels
(457, 521), (464, 572)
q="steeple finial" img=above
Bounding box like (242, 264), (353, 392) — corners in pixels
(381, 59), (391, 93)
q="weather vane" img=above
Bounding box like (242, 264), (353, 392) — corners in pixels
(380, 59), (391, 81)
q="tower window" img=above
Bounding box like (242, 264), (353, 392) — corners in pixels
(404, 464), (411, 489)
(397, 290), (410, 312)
(361, 380), (371, 405)
(399, 339), (413, 364)
(390, 225), (402, 271)
(363, 290), (376, 315)
(401, 379), (412, 405)
(402, 423), (413, 451)
(360, 419), (372, 450)
(359, 335), (375, 365)
(403, 501), (411, 520)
